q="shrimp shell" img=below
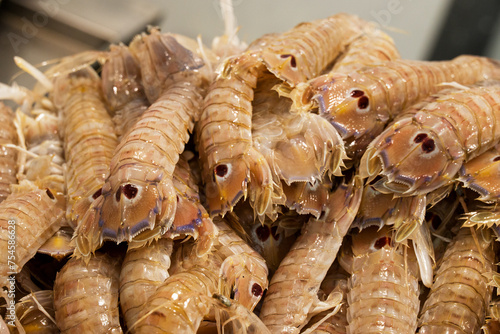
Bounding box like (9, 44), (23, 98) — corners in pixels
(131, 244), (222, 334)
(418, 227), (496, 333)
(344, 226), (420, 334)
(0, 181), (64, 288)
(0, 102), (17, 202)
(310, 56), (500, 159)
(13, 290), (58, 334)
(212, 294), (272, 334)
(457, 143), (500, 202)
(259, 175), (362, 334)
(214, 217), (269, 311)
(260, 13), (365, 86)
(303, 267), (349, 334)
(169, 217), (268, 312)
(53, 252), (122, 333)
(74, 76), (204, 256)
(129, 27), (204, 103)
(119, 238), (173, 330)
(252, 72), (346, 187)
(329, 23), (401, 74)
(360, 82), (500, 197)
(52, 66), (118, 229)
(166, 153), (218, 257)
(101, 43), (149, 139)
(196, 52), (274, 219)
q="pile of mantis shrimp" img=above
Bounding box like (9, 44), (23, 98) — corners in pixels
(2, 5), (500, 333)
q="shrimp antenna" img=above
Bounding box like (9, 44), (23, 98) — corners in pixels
(14, 56), (53, 91)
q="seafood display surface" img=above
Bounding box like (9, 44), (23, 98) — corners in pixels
(2, 4), (500, 334)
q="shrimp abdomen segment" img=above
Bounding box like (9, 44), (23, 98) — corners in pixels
(418, 227), (496, 334)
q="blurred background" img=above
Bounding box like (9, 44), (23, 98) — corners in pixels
(0, 0), (499, 85)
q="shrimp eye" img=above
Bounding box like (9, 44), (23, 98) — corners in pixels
(421, 138), (435, 153)
(255, 225), (270, 242)
(350, 89), (364, 98)
(215, 164), (229, 177)
(45, 188), (55, 200)
(280, 54), (297, 68)
(357, 96), (369, 110)
(270, 225), (280, 241)
(414, 133), (428, 143)
(122, 184), (138, 199)
(493, 156), (500, 162)
(251, 283), (263, 297)
(115, 187), (122, 201)
(374, 236), (391, 249)
(92, 188), (102, 199)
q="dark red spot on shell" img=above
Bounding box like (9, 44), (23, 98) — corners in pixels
(270, 226), (280, 241)
(215, 164), (229, 177)
(280, 54), (297, 68)
(255, 225), (270, 242)
(122, 184), (138, 199)
(414, 133), (428, 143)
(251, 283), (263, 297)
(374, 236), (391, 249)
(45, 188), (55, 200)
(350, 89), (364, 98)
(115, 187), (121, 202)
(357, 96), (369, 110)
(92, 188), (102, 200)
(494, 156), (500, 162)
(421, 138), (435, 153)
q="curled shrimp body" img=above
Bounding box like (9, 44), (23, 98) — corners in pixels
(101, 43), (149, 139)
(52, 66), (118, 229)
(53, 252), (122, 333)
(342, 226), (421, 334)
(74, 75), (204, 256)
(260, 13), (365, 86)
(418, 227), (496, 333)
(119, 238), (173, 330)
(129, 27), (204, 103)
(0, 181), (64, 289)
(307, 56), (500, 159)
(0, 102), (17, 202)
(259, 175), (362, 334)
(360, 82), (500, 197)
(197, 52), (274, 219)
